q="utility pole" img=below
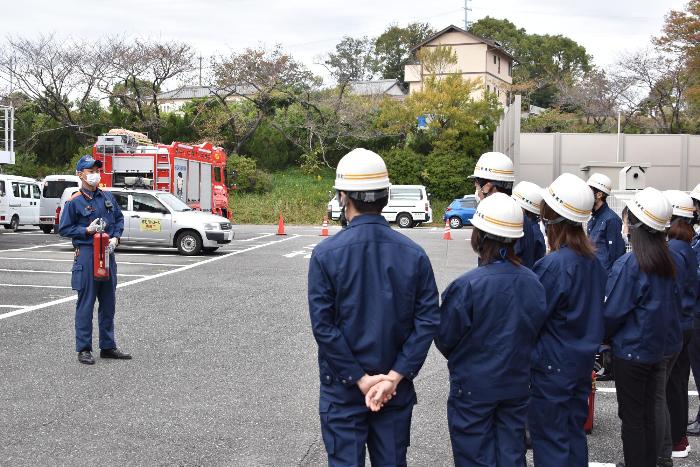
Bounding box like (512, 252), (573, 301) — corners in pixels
(464, 0), (472, 30)
(198, 55), (203, 86)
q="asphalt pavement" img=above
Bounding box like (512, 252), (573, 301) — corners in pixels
(0, 224), (698, 466)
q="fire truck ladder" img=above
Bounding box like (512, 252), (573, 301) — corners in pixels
(156, 151), (172, 192)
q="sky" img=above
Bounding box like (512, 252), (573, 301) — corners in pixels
(0, 0), (689, 87)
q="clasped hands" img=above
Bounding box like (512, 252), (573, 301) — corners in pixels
(357, 370), (403, 412)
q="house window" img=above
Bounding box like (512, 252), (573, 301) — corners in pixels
(493, 55), (496, 65)
(486, 85), (490, 93)
(498, 56), (501, 74)
(508, 61), (512, 77)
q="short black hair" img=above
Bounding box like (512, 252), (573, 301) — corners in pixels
(347, 196), (388, 215)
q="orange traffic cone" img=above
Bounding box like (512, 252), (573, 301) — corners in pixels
(277, 213), (287, 236)
(320, 216), (329, 237)
(443, 220), (453, 240)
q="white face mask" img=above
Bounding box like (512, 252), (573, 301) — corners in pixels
(84, 172), (102, 186)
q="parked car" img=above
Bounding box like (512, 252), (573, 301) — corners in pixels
(327, 185), (433, 228)
(443, 195), (478, 229)
(39, 175), (80, 233)
(58, 186), (233, 255)
(0, 174), (42, 231)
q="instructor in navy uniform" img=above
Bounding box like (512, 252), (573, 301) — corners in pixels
(59, 155), (131, 365)
(308, 148), (440, 466)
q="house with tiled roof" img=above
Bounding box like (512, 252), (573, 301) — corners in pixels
(404, 25), (515, 105)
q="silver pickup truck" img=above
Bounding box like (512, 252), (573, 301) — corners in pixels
(58, 187), (233, 255)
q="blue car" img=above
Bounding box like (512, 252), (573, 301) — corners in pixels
(443, 195), (477, 229)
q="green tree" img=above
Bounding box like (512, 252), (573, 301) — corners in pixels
(470, 17), (591, 108)
(377, 54), (502, 198)
(323, 36), (376, 96)
(373, 23), (435, 84)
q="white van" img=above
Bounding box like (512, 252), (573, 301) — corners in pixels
(39, 175), (80, 233)
(327, 184), (432, 228)
(0, 175), (42, 231)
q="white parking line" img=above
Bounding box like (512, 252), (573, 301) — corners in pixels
(0, 241), (71, 252)
(0, 231), (44, 235)
(0, 234), (301, 320)
(0, 284), (72, 289)
(596, 387), (699, 396)
(0, 269), (146, 278)
(238, 233), (275, 242)
(0, 257), (186, 267)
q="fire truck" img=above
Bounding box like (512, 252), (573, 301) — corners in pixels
(92, 129), (231, 219)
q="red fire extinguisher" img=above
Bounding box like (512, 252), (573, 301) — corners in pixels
(584, 370), (597, 434)
(92, 219), (110, 281)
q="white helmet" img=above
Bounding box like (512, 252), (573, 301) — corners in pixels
(472, 152), (515, 183)
(512, 181), (543, 215)
(587, 172), (612, 195)
(541, 173), (594, 223)
(690, 183), (700, 202)
(626, 187), (672, 232)
(663, 190), (695, 219)
(470, 192), (524, 240)
(334, 148), (391, 192)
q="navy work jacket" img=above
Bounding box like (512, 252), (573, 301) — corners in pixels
(532, 247), (607, 383)
(308, 215), (440, 407)
(435, 260), (547, 401)
(58, 188), (124, 247)
(587, 203), (626, 272)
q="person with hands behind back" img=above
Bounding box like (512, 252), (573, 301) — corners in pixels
(308, 148), (439, 467)
(59, 155), (130, 365)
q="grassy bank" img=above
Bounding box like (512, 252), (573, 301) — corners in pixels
(229, 167), (451, 225)
(230, 168), (335, 224)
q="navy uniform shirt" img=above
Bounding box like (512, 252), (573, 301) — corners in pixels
(533, 247), (607, 383)
(435, 260), (547, 401)
(604, 252), (682, 363)
(587, 203), (626, 272)
(669, 239), (698, 332)
(515, 215), (537, 269)
(692, 233), (700, 329)
(58, 188), (124, 247)
(308, 214), (439, 407)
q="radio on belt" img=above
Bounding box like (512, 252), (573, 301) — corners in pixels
(92, 217), (110, 281)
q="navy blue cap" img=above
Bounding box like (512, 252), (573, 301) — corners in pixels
(76, 155), (102, 171)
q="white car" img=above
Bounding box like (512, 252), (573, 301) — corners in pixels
(58, 187), (233, 255)
(0, 174), (42, 231)
(327, 185), (433, 228)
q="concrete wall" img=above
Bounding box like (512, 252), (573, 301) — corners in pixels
(518, 133), (700, 191)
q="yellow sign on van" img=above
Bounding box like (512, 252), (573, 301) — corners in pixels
(140, 218), (161, 232)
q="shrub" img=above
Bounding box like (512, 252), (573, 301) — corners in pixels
(422, 150), (474, 200)
(241, 123), (299, 171)
(227, 154), (273, 194)
(382, 147), (424, 185)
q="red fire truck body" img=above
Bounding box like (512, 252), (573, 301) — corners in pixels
(92, 132), (231, 219)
